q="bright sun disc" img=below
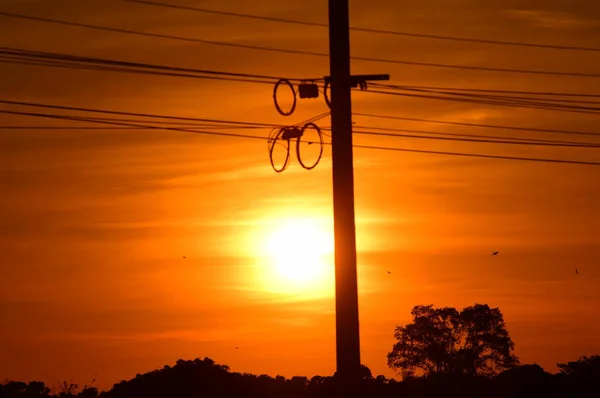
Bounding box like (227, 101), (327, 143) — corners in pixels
(258, 218), (334, 297)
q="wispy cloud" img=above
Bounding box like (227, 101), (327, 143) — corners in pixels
(506, 9), (599, 30)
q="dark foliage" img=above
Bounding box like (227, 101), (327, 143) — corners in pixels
(4, 356), (599, 398)
(2, 304), (598, 398)
(387, 303), (519, 377)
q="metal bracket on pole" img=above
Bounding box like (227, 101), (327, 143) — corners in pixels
(324, 74), (389, 90)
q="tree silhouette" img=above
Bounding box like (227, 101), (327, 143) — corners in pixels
(0, 381), (50, 398)
(557, 355), (600, 378)
(495, 364), (552, 398)
(387, 303), (519, 377)
(2, 352), (600, 398)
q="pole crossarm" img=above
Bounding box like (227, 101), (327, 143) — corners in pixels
(324, 74), (390, 90)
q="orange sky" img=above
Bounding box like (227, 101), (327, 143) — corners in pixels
(1, 0), (599, 391)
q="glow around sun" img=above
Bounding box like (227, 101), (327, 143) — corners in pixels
(253, 217), (334, 298)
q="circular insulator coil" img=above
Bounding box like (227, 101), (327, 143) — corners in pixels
(323, 80), (332, 110)
(273, 79), (297, 116)
(268, 127), (291, 173)
(296, 122), (324, 170)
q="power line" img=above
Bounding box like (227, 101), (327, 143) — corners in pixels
(5, 118), (596, 148)
(75, 116), (266, 127)
(0, 125), (266, 130)
(6, 114), (596, 148)
(378, 85), (600, 106)
(126, 0), (600, 53)
(0, 113), (279, 128)
(371, 83), (600, 99)
(0, 56), (278, 85)
(0, 47), (309, 84)
(1, 11), (599, 78)
(3, 99), (600, 166)
(0, 99), (285, 127)
(353, 113), (600, 138)
(346, 125), (600, 146)
(7, 47), (600, 115)
(6, 48), (599, 115)
(5, 119), (597, 148)
(0, 11), (332, 62)
(4, 103), (596, 146)
(4, 53), (599, 142)
(362, 89), (600, 115)
(0, 47), (304, 81)
(7, 46), (600, 102)
(352, 129), (600, 148)
(363, 86), (600, 112)
(0, 109), (270, 141)
(0, 125), (163, 130)
(351, 143), (600, 166)
(6, 52), (600, 122)
(6, 50), (600, 119)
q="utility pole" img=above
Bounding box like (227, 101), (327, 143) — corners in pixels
(328, 0), (361, 384)
(327, 0), (388, 389)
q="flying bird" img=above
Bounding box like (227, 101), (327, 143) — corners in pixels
(575, 268), (579, 275)
(492, 251), (499, 255)
(387, 271), (392, 274)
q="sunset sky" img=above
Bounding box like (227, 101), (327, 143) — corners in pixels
(1, 0), (599, 391)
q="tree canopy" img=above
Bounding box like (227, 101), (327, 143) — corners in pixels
(558, 355), (600, 378)
(387, 303), (519, 377)
(3, 303), (599, 398)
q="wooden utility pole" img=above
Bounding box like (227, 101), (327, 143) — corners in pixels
(327, 1), (388, 390)
(328, 0), (361, 383)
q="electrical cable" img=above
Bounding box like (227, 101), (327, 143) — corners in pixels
(352, 113), (600, 138)
(0, 47), (315, 84)
(0, 55), (278, 85)
(0, 125), (172, 130)
(349, 143), (600, 166)
(5, 56), (597, 117)
(273, 79), (297, 116)
(7, 47), (600, 103)
(298, 112), (330, 125)
(73, 116), (274, 127)
(0, 114), (279, 129)
(4, 99), (596, 148)
(266, 112), (329, 171)
(371, 83), (600, 102)
(351, 129), (600, 148)
(5, 47), (600, 116)
(331, 125), (600, 146)
(296, 122), (325, 170)
(6, 120), (595, 148)
(1, 11), (599, 78)
(361, 89), (600, 115)
(0, 99), (285, 127)
(0, 11), (334, 63)
(0, 109), (271, 141)
(3, 101), (599, 166)
(0, 124), (271, 130)
(381, 85), (600, 107)
(2, 47), (325, 116)
(126, 0), (600, 52)
(372, 84), (600, 98)
(361, 87), (600, 112)
(6, 117), (595, 148)
(323, 81), (332, 110)
(361, 84), (600, 115)
(268, 127), (291, 172)
(0, 46), (309, 81)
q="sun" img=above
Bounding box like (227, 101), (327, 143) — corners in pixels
(255, 217), (334, 298)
